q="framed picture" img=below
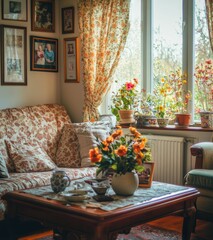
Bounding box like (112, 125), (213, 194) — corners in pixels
(62, 7), (74, 34)
(64, 37), (80, 82)
(2, 0), (28, 21)
(31, 0), (55, 32)
(30, 36), (58, 72)
(1, 25), (27, 85)
(138, 162), (155, 188)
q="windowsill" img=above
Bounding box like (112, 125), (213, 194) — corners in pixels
(121, 124), (213, 132)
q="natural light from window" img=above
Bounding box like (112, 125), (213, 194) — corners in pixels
(153, 0), (183, 85)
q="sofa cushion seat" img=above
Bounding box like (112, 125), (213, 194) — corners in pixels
(185, 169), (213, 190)
(0, 167), (96, 220)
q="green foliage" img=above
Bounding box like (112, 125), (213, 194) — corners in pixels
(111, 79), (140, 121)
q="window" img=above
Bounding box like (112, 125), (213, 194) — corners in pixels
(194, 0), (213, 120)
(153, 0), (183, 86)
(101, 0), (213, 123)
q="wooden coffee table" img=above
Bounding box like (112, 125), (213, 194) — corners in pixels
(3, 182), (199, 240)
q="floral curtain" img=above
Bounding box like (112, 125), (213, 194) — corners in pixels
(78, 0), (130, 121)
(205, 0), (213, 52)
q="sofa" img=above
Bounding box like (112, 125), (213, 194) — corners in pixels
(0, 103), (111, 221)
(185, 142), (213, 221)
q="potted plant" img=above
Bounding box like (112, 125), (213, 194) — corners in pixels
(152, 77), (174, 127)
(194, 59), (213, 128)
(89, 126), (152, 195)
(134, 89), (157, 128)
(111, 78), (140, 123)
(166, 70), (191, 127)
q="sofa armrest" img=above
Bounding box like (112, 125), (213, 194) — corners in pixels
(190, 142), (213, 169)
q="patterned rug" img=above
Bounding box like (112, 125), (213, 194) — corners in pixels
(20, 224), (181, 240)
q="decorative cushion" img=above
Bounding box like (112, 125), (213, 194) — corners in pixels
(74, 126), (109, 167)
(55, 124), (81, 168)
(0, 153), (9, 178)
(185, 169), (213, 190)
(5, 140), (56, 173)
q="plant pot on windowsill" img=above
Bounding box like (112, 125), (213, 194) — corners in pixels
(175, 113), (191, 128)
(134, 112), (157, 127)
(199, 111), (213, 128)
(157, 118), (169, 128)
(118, 109), (135, 124)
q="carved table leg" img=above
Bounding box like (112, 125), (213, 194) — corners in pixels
(182, 204), (196, 240)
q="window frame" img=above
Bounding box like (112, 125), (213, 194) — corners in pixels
(142, 0), (196, 122)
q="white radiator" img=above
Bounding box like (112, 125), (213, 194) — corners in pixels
(143, 135), (185, 185)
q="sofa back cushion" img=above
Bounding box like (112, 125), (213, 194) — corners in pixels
(55, 124), (81, 168)
(6, 140), (56, 173)
(0, 104), (71, 172)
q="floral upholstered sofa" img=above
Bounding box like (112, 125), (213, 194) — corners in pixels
(0, 104), (110, 221)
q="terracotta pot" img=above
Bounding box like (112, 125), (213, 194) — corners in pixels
(111, 172), (139, 196)
(175, 113), (191, 127)
(118, 109), (135, 124)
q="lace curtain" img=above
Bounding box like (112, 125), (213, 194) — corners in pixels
(206, 0), (213, 52)
(78, 0), (130, 121)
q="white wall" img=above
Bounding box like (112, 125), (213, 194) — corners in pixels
(59, 0), (84, 122)
(0, 1), (61, 109)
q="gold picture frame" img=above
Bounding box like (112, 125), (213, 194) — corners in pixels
(138, 162), (155, 188)
(64, 37), (80, 83)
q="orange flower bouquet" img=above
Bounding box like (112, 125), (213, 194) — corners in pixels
(89, 126), (152, 176)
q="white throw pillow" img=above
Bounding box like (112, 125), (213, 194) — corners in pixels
(73, 125), (109, 167)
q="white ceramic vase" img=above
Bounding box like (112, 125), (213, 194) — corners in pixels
(111, 172), (139, 196)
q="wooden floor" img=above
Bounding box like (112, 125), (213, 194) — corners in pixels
(17, 215), (213, 240)
(149, 216), (213, 240)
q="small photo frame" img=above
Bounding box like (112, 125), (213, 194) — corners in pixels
(138, 162), (155, 188)
(1, 25), (27, 85)
(62, 7), (74, 34)
(2, 0), (28, 21)
(30, 36), (58, 72)
(64, 37), (80, 82)
(31, 0), (55, 32)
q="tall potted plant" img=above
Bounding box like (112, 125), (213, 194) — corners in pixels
(194, 59), (213, 128)
(167, 70), (191, 127)
(152, 77), (174, 127)
(111, 78), (139, 123)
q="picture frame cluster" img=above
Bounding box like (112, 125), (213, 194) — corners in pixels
(0, 0), (79, 85)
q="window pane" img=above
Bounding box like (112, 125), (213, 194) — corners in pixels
(194, 0), (213, 120)
(102, 0), (142, 113)
(153, 0), (183, 87)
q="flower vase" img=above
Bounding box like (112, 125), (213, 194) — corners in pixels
(118, 110), (135, 124)
(111, 172), (139, 196)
